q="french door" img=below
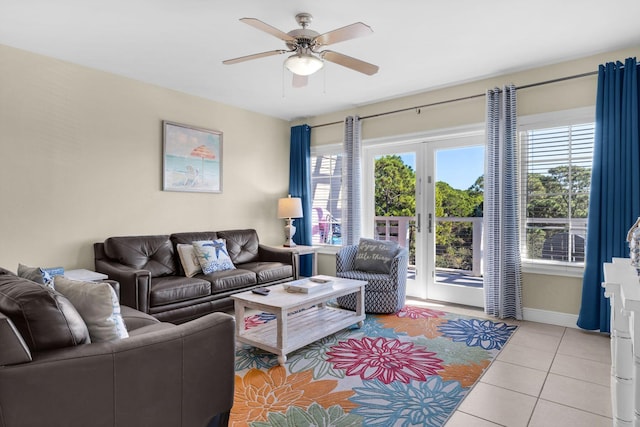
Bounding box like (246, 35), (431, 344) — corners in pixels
(363, 131), (485, 307)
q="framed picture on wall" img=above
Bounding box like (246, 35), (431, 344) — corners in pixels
(162, 121), (223, 193)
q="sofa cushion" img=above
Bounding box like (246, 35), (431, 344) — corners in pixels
(150, 276), (211, 307)
(354, 238), (399, 274)
(217, 229), (260, 265)
(336, 270), (398, 291)
(239, 262), (293, 284)
(54, 276), (129, 342)
(176, 244), (202, 277)
(0, 270), (90, 352)
(201, 268), (257, 292)
(193, 240), (236, 274)
(17, 264), (55, 289)
(171, 232), (218, 246)
(120, 305), (160, 331)
(104, 235), (175, 277)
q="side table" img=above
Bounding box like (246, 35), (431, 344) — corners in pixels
(63, 269), (120, 300)
(63, 269), (108, 282)
(273, 245), (318, 278)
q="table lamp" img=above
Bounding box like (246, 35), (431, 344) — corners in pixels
(277, 195), (303, 247)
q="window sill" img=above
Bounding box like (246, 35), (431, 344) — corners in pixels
(521, 260), (584, 278)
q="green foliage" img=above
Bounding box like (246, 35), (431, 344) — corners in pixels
(373, 153), (591, 270)
(436, 181), (483, 218)
(374, 155), (416, 217)
(527, 166), (590, 219)
(525, 165), (591, 259)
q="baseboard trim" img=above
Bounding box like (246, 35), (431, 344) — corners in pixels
(523, 307), (579, 328)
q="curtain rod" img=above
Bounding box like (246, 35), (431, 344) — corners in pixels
(310, 69), (599, 129)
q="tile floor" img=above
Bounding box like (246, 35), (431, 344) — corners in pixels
(408, 300), (612, 427)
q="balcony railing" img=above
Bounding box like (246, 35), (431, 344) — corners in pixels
(373, 216), (483, 277)
(312, 215), (584, 278)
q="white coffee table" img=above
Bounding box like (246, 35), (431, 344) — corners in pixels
(231, 277), (366, 365)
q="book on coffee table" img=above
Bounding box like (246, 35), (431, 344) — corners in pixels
(283, 275), (334, 293)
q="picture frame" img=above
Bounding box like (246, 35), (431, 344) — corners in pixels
(162, 121), (222, 193)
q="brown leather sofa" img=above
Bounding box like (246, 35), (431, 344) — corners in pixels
(0, 267), (235, 427)
(95, 229), (295, 324)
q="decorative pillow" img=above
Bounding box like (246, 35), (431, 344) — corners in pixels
(53, 276), (129, 342)
(177, 244), (202, 277)
(354, 238), (400, 274)
(17, 263), (55, 289)
(192, 239), (236, 274)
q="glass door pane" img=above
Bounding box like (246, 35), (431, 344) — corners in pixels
(427, 141), (485, 307)
(364, 145), (422, 298)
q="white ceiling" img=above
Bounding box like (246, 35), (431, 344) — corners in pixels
(2, 0), (639, 121)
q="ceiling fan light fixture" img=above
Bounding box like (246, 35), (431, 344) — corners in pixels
(285, 52), (324, 76)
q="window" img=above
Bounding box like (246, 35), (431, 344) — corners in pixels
(519, 109), (595, 266)
(310, 149), (343, 245)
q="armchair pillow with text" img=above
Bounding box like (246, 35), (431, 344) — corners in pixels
(336, 238), (408, 314)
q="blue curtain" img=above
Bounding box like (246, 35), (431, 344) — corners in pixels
(578, 57), (640, 333)
(289, 124), (313, 277)
(484, 85), (523, 319)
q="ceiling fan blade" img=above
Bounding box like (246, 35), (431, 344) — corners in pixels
(222, 50), (287, 65)
(315, 22), (373, 46)
(292, 74), (308, 88)
(321, 50), (379, 75)
(240, 18), (296, 42)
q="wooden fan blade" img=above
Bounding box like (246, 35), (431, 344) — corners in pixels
(321, 50), (379, 75)
(222, 50), (287, 65)
(240, 18), (296, 42)
(315, 22), (373, 46)
(292, 74), (308, 88)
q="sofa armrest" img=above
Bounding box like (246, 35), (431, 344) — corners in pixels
(258, 244), (297, 279)
(336, 244), (358, 273)
(258, 244), (296, 265)
(0, 312), (236, 427)
(94, 243), (151, 313)
(390, 247), (409, 284)
(0, 313), (32, 366)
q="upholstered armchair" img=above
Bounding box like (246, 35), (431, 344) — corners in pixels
(335, 243), (409, 313)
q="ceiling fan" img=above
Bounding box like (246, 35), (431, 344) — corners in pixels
(222, 13), (379, 88)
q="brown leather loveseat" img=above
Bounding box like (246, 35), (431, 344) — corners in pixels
(0, 267), (235, 427)
(95, 229), (296, 324)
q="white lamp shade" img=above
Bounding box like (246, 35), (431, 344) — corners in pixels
(285, 53), (324, 76)
(278, 196), (303, 218)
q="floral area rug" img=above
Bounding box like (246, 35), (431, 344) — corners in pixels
(231, 305), (517, 427)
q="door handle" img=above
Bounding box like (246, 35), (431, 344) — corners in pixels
(428, 213), (433, 233)
(417, 213), (421, 233)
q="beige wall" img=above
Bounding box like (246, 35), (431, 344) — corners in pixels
(3, 41), (639, 318)
(301, 47), (640, 143)
(302, 45), (640, 317)
(0, 44), (291, 270)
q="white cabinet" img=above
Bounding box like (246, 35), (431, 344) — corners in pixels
(603, 257), (640, 426)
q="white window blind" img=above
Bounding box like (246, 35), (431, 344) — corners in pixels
(520, 122), (595, 264)
(310, 153), (343, 245)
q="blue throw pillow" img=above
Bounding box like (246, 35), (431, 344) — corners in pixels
(192, 239), (236, 274)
